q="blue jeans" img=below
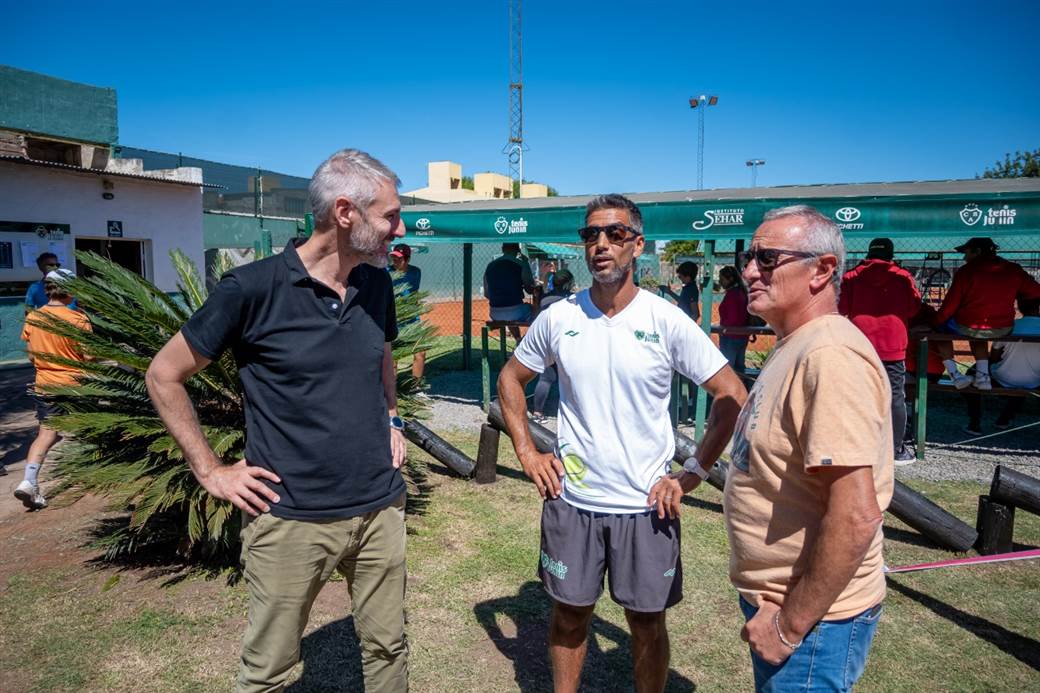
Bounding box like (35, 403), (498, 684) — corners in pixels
(739, 597), (882, 692)
(719, 336), (747, 372)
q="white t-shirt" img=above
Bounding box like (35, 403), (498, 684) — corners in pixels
(513, 288), (728, 513)
(991, 317), (1040, 389)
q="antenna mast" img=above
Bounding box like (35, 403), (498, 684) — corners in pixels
(504, 0), (525, 194)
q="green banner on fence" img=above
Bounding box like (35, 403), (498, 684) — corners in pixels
(402, 192), (1040, 244)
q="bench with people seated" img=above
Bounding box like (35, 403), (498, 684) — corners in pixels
(703, 326), (1039, 460)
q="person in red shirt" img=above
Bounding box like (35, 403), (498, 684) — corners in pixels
(839, 237), (923, 463)
(932, 237), (1040, 390)
(717, 265), (750, 372)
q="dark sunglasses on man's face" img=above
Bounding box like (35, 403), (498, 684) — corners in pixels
(578, 223), (640, 246)
(43, 262), (61, 269)
(739, 247), (819, 271)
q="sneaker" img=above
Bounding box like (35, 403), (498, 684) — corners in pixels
(963, 424), (983, 437)
(974, 373), (992, 391)
(0, 465), (7, 476)
(530, 413), (548, 424)
(950, 373), (974, 390)
(13, 480), (46, 510)
(894, 447), (916, 466)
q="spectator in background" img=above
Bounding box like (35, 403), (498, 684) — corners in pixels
(530, 269), (575, 423)
(932, 237), (1040, 390)
(390, 243), (427, 380)
(484, 242), (536, 341)
(718, 265), (750, 373)
(16, 269), (91, 510)
(660, 261), (700, 321)
(24, 252), (77, 313)
(839, 237), (923, 464)
(963, 296), (1040, 435)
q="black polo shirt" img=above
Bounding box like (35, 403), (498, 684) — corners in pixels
(181, 240), (403, 520)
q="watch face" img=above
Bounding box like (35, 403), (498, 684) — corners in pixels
(390, 416), (404, 430)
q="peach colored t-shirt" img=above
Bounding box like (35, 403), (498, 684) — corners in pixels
(21, 305), (91, 387)
(723, 313), (894, 620)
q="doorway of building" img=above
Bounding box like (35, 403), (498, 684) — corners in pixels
(74, 238), (146, 279)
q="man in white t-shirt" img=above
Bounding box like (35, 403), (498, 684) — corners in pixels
(498, 193), (747, 692)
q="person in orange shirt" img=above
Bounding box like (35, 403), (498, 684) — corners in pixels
(16, 269), (91, 510)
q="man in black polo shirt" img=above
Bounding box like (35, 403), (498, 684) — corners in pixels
(146, 148), (409, 692)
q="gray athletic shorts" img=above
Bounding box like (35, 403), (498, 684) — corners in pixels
(538, 497), (683, 612)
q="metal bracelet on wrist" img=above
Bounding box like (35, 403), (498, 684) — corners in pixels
(773, 611), (802, 650)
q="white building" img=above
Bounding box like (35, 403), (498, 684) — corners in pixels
(0, 157), (204, 292)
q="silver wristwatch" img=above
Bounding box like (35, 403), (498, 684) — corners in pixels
(682, 457), (713, 480)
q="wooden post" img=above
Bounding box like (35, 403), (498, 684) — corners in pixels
(990, 465), (1040, 516)
(889, 481), (978, 551)
(475, 424), (500, 484)
(488, 400), (556, 454)
(975, 495), (1015, 555)
(499, 325), (508, 365)
(402, 420), (475, 478)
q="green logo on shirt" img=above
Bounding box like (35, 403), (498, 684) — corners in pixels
(565, 330), (580, 336)
(634, 330), (660, 344)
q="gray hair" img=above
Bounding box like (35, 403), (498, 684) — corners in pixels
(585, 193), (644, 234)
(309, 149), (401, 225)
(762, 204), (845, 295)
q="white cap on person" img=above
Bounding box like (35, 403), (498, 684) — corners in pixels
(45, 268), (76, 282)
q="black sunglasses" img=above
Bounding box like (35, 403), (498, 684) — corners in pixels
(739, 247), (819, 271)
(578, 223), (641, 246)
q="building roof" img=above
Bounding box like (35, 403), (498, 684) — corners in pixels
(0, 154), (221, 188)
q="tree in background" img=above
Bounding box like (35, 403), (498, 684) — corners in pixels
(981, 149), (1040, 178)
(31, 250), (433, 571)
(661, 240), (700, 263)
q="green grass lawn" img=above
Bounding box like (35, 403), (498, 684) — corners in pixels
(1, 431), (1038, 691)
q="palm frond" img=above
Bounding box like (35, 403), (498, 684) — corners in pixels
(36, 248), (432, 569)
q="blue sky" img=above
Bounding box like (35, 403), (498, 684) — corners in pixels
(2, 0), (1038, 195)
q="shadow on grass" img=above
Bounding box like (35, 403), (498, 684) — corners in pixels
(474, 581), (696, 692)
(287, 616), (365, 691)
(882, 525), (941, 549)
(887, 577), (1040, 672)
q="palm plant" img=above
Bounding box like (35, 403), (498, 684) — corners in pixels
(32, 249), (435, 568)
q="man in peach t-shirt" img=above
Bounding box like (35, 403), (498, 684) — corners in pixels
(726, 206), (893, 692)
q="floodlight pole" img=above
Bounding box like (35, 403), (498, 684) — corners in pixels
(689, 95), (718, 190)
(746, 158), (766, 187)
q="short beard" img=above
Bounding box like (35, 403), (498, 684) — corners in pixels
(349, 213), (388, 267)
(589, 258), (632, 286)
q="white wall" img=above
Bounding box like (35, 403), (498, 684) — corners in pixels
(0, 162), (204, 291)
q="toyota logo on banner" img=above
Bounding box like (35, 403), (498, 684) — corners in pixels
(415, 218), (431, 230)
(834, 207), (861, 223)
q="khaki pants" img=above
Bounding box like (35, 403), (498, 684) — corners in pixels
(237, 494), (408, 692)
